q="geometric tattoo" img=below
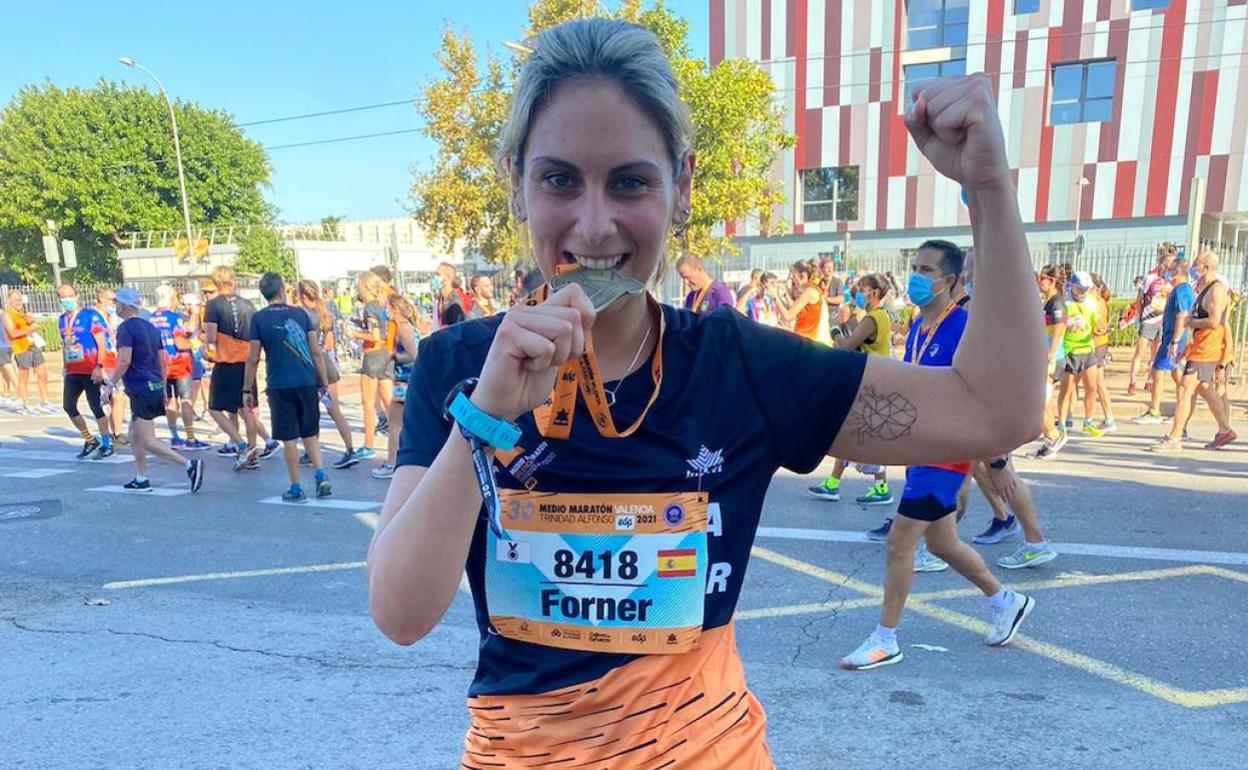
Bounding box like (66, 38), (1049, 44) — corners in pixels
(844, 386), (919, 444)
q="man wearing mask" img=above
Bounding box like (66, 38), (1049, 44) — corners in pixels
(675, 253), (734, 314)
(56, 284), (114, 459)
(1151, 251), (1237, 451)
(842, 240), (1034, 670)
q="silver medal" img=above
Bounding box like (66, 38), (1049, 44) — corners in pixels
(548, 268), (646, 311)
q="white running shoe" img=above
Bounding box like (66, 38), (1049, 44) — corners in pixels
(838, 633), (903, 671)
(985, 592), (1034, 647)
(913, 543), (949, 573)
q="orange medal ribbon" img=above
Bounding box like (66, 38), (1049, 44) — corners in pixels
(528, 269), (665, 440)
(908, 300), (958, 364)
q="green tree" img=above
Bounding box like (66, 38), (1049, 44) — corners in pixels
(410, 27), (515, 264)
(233, 226), (296, 280)
(0, 80), (271, 284)
(410, 0), (791, 264)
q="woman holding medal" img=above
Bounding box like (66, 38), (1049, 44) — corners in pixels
(368, 18), (1044, 767)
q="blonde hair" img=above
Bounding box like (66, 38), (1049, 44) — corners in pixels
(385, 291), (419, 324)
(497, 18), (691, 177)
(297, 280), (330, 333)
(212, 265), (236, 290)
(356, 271), (385, 303)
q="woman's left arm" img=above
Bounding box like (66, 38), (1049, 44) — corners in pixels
(827, 76), (1046, 465)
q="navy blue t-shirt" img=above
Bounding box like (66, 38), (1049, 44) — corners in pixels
(248, 303), (316, 390)
(115, 317), (165, 397)
(397, 304), (866, 697)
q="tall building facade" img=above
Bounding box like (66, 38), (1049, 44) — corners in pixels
(710, 0), (1248, 264)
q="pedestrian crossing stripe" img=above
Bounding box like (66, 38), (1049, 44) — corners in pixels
(0, 449), (133, 464)
(257, 496), (378, 511)
(0, 468), (75, 479)
(85, 484), (191, 497)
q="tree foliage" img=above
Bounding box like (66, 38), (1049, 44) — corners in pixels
(0, 80), (271, 284)
(232, 226), (296, 280)
(411, 0), (791, 264)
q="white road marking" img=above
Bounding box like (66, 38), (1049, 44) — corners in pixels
(257, 496), (379, 511)
(103, 561), (367, 589)
(1, 468), (75, 479)
(86, 484), (191, 497)
(0, 448), (132, 464)
(754, 526), (1248, 566)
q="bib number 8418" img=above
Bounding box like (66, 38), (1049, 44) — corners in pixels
(553, 549), (639, 581)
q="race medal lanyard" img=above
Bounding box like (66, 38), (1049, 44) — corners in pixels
(689, 282), (711, 313)
(908, 301), (958, 364)
(486, 490), (708, 655)
(532, 271), (665, 441)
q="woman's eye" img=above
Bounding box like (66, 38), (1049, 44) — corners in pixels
(614, 177), (645, 191)
(543, 173), (573, 189)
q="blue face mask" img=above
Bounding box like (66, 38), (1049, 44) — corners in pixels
(59, 297), (77, 312)
(963, 282), (972, 297)
(853, 291), (866, 308)
(431, 275), (444, 291)
(908, 273), (937, 307)
(1190, 268), (1199, 281)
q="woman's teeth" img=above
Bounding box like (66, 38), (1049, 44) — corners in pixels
(571, 254), (625, 270)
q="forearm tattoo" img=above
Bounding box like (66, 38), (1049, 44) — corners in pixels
(845, 386), (918, 444)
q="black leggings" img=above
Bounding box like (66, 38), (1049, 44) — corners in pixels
(63, 373), (105, 420)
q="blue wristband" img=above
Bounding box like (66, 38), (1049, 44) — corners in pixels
(446, 391), (521, 451)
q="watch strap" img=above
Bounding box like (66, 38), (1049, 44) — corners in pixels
(447, 391), (521, 451)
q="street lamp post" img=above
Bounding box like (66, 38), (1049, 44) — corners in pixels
(1073, 176), (1090, 269)
(118, 57), (196, 262)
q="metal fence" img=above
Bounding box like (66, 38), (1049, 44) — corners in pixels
(0, 278), (259, 317)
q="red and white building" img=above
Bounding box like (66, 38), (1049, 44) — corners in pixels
(710, 0), (1248, 263)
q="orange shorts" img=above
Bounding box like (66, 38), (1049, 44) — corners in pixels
(461, 623), (774, 769)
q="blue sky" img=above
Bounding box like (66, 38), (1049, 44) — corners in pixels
(1, 1), (708, 225)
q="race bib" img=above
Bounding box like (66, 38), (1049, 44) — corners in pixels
(487, 491), (708, 655)
(63, 344), (85, 363)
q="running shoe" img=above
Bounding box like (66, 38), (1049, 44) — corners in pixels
(376, 414), (389, 434)
(234, 447), (260, 471)
(186, 459), (205, 493)
(0, 396), (18, 410)
(1205, 430), (1238, 450)
(299, 452), (312, 467)
(998, 543), (1058, 570)
(807, 477), (841, 501)
(1081, 420), (1104, 438)
(333, 450), (359, 470)
(1132, 411), (1165, 425)
(76, 437), (101, 460)
(282, 485), (308, 504)
(865, 518), (894, 542)
(259, 440), (281, 460)
(370, 463), (396, 480)
(38, 402), (59, 415)
(855, 483), (894, 506)
(353, 447), (377, 460)
(985, 592), (1034, 646)
(113, 433), (130, 447)
(94, 444), (116, 460)
(1098, 420), (1119, 433)
(183, 439), (211, 451)
(1063, 418), (1074, 430)
(973, 515), (1021, 545)
(1035, 432), (1067, 460)
(315, 477), (332, 499)
(838, 633), (903, 671)
(1148, 437), (1183, 453)
(123, 478), (153, 492)
(17, 406), (39, 416)
(171, 437), (186, 449)
(215, 443), (238, 457)
(913, 544), (949, 573)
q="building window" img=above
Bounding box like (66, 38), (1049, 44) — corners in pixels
(801, 167), (859, 223)
(907, 0), (970, 50)
(1015, 0), (1040, 13)
(904, 59), (967, 107)
(1131, 0), (1170, 9)
(1050, 59), (1117, 124)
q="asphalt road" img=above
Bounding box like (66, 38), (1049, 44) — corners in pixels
(2, 367), (1246, 769)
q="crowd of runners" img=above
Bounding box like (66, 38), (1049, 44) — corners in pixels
(0, 260), (509, 502)
(0, 17), (1244, 766)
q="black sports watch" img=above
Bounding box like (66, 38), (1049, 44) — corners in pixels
(989, 457), (1009, 470)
